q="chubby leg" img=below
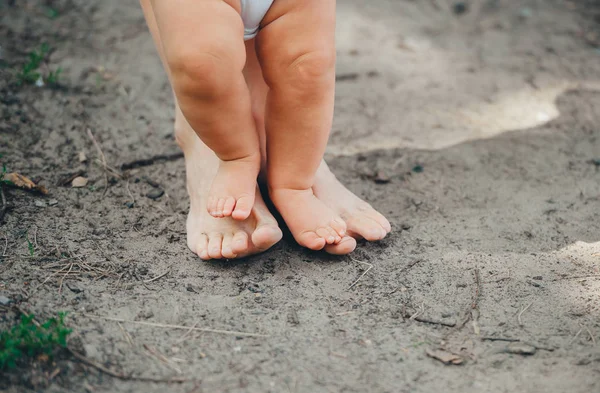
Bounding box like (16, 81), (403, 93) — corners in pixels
(141, 0), (282, 259)
(242, 19), (390, 251)
(255, 0), (354, 251)
(150, 0), (259, 220)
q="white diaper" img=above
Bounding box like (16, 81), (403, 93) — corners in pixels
(240, 0), (275, 40)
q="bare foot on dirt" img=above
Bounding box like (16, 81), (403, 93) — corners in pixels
(270, 187), (356, 253)
(177, 116), (282, 260)
(206, 153), (260, 220)
(313, 161), (391, 246)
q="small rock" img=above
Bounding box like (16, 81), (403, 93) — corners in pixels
(288, 309), (300, 325)
(124, 201), (134, 208)
(412, 164), (424, 173)
(441, 312), (453, 318)
(519, 7), (533, 19)
(35, 75), (45, 87)
(136, 310), (154, 320)
(374, 170), (390, 184)
(146, 188), (164, 200)
(186, 284), (199, 293)
(66, 282), (83, 294)
(72, 176), (88, 188)
(505, 342), (536, 356)
(453, 2), (468, 15)
(78, 151), (87, 163)
(401, 223), (411, 230)
(0, 295), (12, 306)
(532, 276), (543, 280)
(48, 199), (58, 206)
(34, 199), (46, 208)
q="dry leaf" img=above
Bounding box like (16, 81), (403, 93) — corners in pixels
(3, 173), (48, 194)
(425, 348), (464, 365)
(71, 176), (88, 188)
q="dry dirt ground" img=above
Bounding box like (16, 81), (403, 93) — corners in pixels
(1, 0), (600, 392)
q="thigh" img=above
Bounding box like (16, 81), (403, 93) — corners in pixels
(255, 0), (336, 80)
(150, 0), (246, 64)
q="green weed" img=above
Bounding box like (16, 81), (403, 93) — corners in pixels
(45, 7), (59, 19)
(26, 236), (34, 257)
(0, 312), (72, 370)
(16, 44), (61, 86)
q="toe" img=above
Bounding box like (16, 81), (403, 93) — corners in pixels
(367, 208), (391, 233)
(207, 197), (217, 217)
(216, 198), (226, 217)
(232, 231), (250, 255)
(196, 234), (210, 260)
(232, 193), (254, 221)
(222, 197), (236, 217)
(316, 227), (334, 244)
(252, 224), (283, 250)
(330, 218), (347, 238)
(348, 216), (388, 241)
(324, 236), (357, 255)
(221, 233), (237, 259)
(298, 231), (326, 250)
(207, 233), (223, 259)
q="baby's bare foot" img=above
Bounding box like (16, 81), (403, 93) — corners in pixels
(313, 161), (391, 253)
(207, 153), (260, 220)
(270, 188), (356, 252)
(177, 118), (281, 260)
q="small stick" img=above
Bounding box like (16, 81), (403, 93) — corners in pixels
(481, 336), (520, 342)
(58, 262), (74, 294)
(118, 322), (134, 347)
(125, 178), (135, 207)
(471, 268), (481, 310)
(144, 268), (171, 284)
(120, 152), (184, 171)
(0, 185), (7, 223)
(143, 344), (182, 374)
(68, 348), (188, 383)
(86, 128), (109, 198)
(82, 314), (269, 337)
(406, 314), (456, 327)
(348, 259), (373, 290)
(585, 326), (596, 346)
(2, 233), (7, 257)
(176, 322), (199, 343)
(518, 302), (533, 326)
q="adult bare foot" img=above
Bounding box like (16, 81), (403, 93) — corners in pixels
(313, 160), (391, 249)
(176, 113), (282, 260)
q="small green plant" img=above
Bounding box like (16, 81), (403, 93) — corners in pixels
(16, 44), (61, 86)
(26, 236), (34, 257)
(0, 312), (72, 370)
(45, 7), (59, 19)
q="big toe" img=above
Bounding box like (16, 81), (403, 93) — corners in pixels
(324, 236), (357, 255)
(252, 224), (283, 251)
(348, 215), (389, 241)
(232, 193), (255, 221)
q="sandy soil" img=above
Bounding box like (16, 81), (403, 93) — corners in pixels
(1, 0), (600, 392)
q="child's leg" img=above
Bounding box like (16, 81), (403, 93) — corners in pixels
(256, 0), (351, 250)
(150, 0), (259, 220)
(243, 38), (390, 253)
(141, 0), (282, 259)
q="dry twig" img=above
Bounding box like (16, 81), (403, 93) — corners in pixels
(82, 314), (269, 337)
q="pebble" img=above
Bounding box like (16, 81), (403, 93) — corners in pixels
(146, 188), (164, 200)
(66, 282), (83, 293)
(0, 295), (11, 306)
(124, 201), (134, 208)
(34, 199), (46, 207)
(48, 199), (58, 206)
(453, 1), (468, 15)
(506, 342), (536, 356)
